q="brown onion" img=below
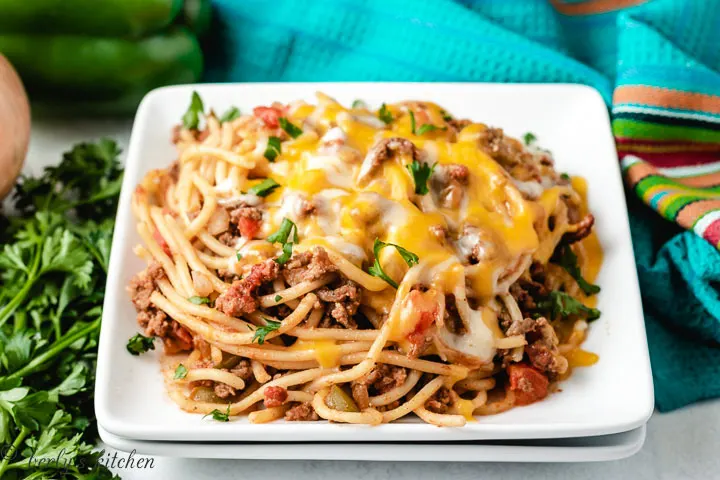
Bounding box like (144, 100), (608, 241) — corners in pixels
(0, 54), (30, 200)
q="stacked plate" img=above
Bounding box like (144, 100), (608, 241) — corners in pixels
(96, 83), (654, 462)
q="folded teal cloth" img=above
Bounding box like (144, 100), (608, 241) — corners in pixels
(205, 0), (720, 411)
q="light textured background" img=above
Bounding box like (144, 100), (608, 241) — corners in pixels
(25, 119), (720, 479)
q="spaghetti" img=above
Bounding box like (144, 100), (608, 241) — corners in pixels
(127, 93), (603, 426)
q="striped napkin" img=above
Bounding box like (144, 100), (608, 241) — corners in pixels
(205, 0), (720, 410)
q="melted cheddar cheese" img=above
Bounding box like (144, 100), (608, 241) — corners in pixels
(232, 94), (600, 366)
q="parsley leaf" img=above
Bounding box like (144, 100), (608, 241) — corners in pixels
(182, 91), (204, 130)
(352, 99), (366, 109)
(536, 291), (601, 322)
(204, 404), (231, 422)
(555, 244), (601, 296)
(264, 136), (282, 162)
(248, 178), (280, 197)
(219, 106), (241, 123)
(267, 218), (298, 245)
(378, 103), (393, 124)
(188, 296), (210, 305)
(252, 320), (282, 345)
(174, 364), (188, 379)
(126, 333), (155, 355)
(406, 160), (437, 195)
(367, 238), (419, 288)
(523, 132), (537, 145)
(416, 124), (443, 136)
(0, 139), (121, 478)
(279, 117), (303, 138)
(409, 111), (417, 134)
(560, 173), (571, 181)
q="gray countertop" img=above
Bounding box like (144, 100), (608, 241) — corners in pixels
(25, 118), (720, 480)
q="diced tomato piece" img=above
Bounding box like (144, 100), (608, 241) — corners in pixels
(152, 229), (172, 256)
(237, 216), (261, 239)
(404, 290), (439, 353)
(253, 106), (282, 128)
(507, 363), (549, 406)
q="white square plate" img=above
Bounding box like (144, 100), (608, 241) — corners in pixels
(98, 425), (646, 463)
(96, 83), (653, 442)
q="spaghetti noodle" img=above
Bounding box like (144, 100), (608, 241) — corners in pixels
(127, 93), (603, 426)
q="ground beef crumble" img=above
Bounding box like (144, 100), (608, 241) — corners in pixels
(282, 247), (337, 286)
(215, 259), (279, 316)
(351, 364), (408, 410)
(285, 402), (320, 421)
(128, 263), (192, 353)
(425, 387), (453, 414)
(316, 279), (362, 329)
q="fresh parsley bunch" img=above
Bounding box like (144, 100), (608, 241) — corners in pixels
(0, 140), (123, 479)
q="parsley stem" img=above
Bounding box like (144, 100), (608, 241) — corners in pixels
(5, 319), (100, 381)
(0, 426), (29, 476)
(0, 249), (41, 328)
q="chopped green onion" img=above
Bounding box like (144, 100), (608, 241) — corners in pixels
(248, 178), (280, 197)
(264, 136), (282, 162)
(279, 117), (303, 138)
(267, 218), (298, 244)
(274, 295), (283, 302)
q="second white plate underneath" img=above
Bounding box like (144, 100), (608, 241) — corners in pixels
(98, 425), (646, 463)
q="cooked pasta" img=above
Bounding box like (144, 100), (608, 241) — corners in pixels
(127, 92), (603, 426)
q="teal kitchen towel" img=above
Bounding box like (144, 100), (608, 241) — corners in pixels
(204, 0), (720, 411)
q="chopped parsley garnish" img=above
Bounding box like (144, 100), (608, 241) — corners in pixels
(182, 91), (204, 129)
(367, 238), (419, 288)
(523, 132), (537, 145)
(352, 99), (366, 109)
(174, 364), (188, 379)
(236, 251), (243, 261)
(378, 103), (393, 124)
(252, 319), (282, 345)
(204, 404), (231, 422)
(267, 218), (298, 265)
(275, 295), (283, 302)
(560, 173), (571, 181)
(126, 333), (155, 356)
(555, 244), (601, 296)
(408, 111), (443, 136)
(264, 136), (282, 162)
(188, 296), (211, 305)
(416, 124), (442, 136)
(440, 109), (453, 122)
(406, 159), (437, 195)
(279, 117), (303, 138)
(219, 106), (241, 123)
(536, 291), (601, 322)
(248, 178), (280, 197)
